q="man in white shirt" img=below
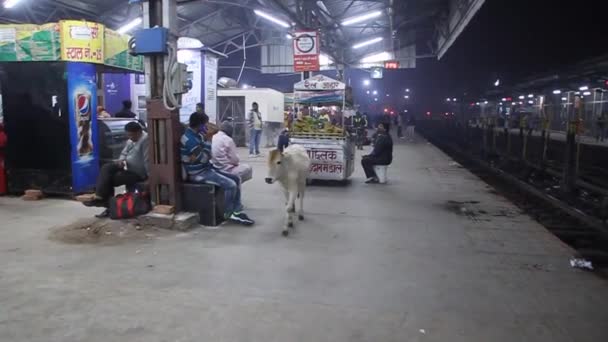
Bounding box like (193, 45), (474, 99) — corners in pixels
(247, 102), (263, 157)
(212, 121), (253, 182)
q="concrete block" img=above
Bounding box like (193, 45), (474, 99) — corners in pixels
(173, 212), (199, 231)
(137, 211), (198, 231)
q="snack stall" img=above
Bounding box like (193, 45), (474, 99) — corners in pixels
(291, 75), (355, 182)
(0, 21), (144, 194)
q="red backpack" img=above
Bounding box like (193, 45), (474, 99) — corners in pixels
(109, 192), (151, 220)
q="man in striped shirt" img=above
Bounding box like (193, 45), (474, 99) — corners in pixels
(180, 113), (254, 226)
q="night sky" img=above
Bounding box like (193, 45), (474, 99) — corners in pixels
(217, 0), (608, 116)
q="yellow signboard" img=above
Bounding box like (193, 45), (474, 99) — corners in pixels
(60, 20), (104, 64)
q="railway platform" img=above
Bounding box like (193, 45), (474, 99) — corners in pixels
(0, 137), (607, 341)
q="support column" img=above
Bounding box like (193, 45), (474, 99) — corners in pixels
(143, 0), (182, 210)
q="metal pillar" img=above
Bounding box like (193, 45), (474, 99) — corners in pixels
(143, 0), (182, 210)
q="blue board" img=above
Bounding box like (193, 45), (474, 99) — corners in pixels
(67, 62), (99, 193)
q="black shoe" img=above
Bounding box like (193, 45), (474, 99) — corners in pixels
(228, 212), (255, 226)
(95, 209), (110, 218)
(365, 177), (379, 184)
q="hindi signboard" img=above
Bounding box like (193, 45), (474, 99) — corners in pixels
(60, 20), (104, 64)
(293, 30), (320, 72)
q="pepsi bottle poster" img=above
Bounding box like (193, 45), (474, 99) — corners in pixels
(67, 62), (99, 193)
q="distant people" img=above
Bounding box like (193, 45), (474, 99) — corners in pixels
(362, 123), (393, 184)
(97, 106), (111, 119)
(319, 111), (330, 123)
(212, 120), (253, 182)
(181, 113), (254, 226)
(382, 113), (392, 133)
(277, 128), (290, 152)
(405, 115), (416, 141)
(353, 112), (368, 150)
(115, 100), (137, 118)
(597, 112), (607, 142)
(247, 102), (263, 157)
(84, 122), (148, 217)
(194, 102), (205, 116)
(396, 114), (404, 139)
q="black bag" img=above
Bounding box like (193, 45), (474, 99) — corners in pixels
(109, 192), (151, 220)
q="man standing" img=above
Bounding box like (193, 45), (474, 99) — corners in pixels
(247, 102), (263, 157)
(84, 122), (148, 217)
(182, 113), (254, 226)
(115, 100), (137, 118)
(361, 123), (393, 184)
(405, 115), (416, 141)
(212, 121), (253, 182)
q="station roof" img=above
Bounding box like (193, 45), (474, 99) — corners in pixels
(0, 0), (448, 66)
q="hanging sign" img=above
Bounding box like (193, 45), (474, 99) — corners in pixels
(293, 30), (320, 72)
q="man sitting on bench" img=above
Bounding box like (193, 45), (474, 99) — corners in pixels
(211, 120), (253, 182)
(84, 122), (148, 217)
(180, 113), (254, 226)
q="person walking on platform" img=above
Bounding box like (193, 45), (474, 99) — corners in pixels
(247, 102), (263, 157)
(84, 122), (148, 217)
(362, 123), (393, 184)
(181, 113), (254, 226)
(115, 100), (137, 119)
(396, 114), (404, 139)
(596, 112), (607, 142)
(405, 115), (416, 141)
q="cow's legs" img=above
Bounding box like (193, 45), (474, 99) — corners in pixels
(284, 191), (296, 236)
(297, 182), (306, 221)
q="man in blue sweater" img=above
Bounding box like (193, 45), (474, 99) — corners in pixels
(180, 113), (254, 226)
(361, 123), (393, 184)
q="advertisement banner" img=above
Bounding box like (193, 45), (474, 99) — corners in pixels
(60, 20), (104, 64)
(177, 49), (202, 123)
(103, 73), (131, 114)
(67, 62), (99, 193)
(104, 29), (144, 72)
(293, 30), (320, 72)
(204, 54), (218, 123)
(0, 23), (60, 62)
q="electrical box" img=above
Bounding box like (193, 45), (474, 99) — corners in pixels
(133, 27), (169, 55)
(171, 63), (192, 95)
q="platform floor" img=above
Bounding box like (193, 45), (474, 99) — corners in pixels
(1, 137), (608, 342)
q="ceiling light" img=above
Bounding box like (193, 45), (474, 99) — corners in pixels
(518, 95), (525, 100)
(242, 84), (249, 89)
(453, 98), (457, 102)
(446, 98), (451, 102)
(3, 0), (22, 8)
(553, 90), (561, 94)
(372, 90), (378, 95)
(406, 89), (410, 92)
(484, 101), (488, 104)
(528, 94), (534, 98)
(254, 10), (290, 28)
(285, 34), (293, 39)
(360, 51), (391, 63)
(579, 86), (589, 91)
(494, 79), (500, 87)
(501, 98), (507, 101)
(583, 91), (591, 96)
(363, 79), (370, 86)
(341, 10), (382, 26)
(475, 102), (480, 106)
(528, 100), (534, 104)
(561, 97), (567, 101)
(117, 17), (142, 34)
(352, 37), (383, 49)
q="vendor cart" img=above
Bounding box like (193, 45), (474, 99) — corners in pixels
(291, 75), (355, 182)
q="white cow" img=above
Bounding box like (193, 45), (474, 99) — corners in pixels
(265, 145), (311, 236)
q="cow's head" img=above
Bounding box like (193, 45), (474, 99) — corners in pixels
(265, 149), (284, 184)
